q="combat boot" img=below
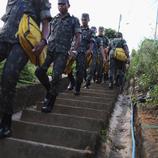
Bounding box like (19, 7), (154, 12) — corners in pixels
(74, 82), (81, 96)
(0, 114), (12, 139)
(41, 92), (57, 113)
(67, 82), (74, 90)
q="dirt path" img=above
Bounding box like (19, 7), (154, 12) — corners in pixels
(97, 94), (132, 158)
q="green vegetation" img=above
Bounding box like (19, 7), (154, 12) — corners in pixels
(19, 62), (36, 84)
(0, 61), (37, 85)
(0, 60), (55, 87)
(104, 28), (116, 40)
(127, 39), (158, 104)
(100, 129), (107, 142)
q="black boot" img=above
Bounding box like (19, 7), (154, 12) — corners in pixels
(0, 114), (12, 139)
(109, 82), (113, 89)
(41, 92), (57, 113)
(67, 82), (74, 91)
(74, 82), (81, 96)
(83, 80), (90, 89)
(67, 73), (75, 90)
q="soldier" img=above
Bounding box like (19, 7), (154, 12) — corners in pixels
(73, 13), (94, 95)
(84, 26), (103, 88)
(67, 14), (94, 94)
(35, 0), (81, 113)
(0, 0), (52, 138)
(108, 32), (129, 90)
(96, 27), (109, 83)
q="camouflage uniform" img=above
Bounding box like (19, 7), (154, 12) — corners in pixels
(85, 27), (98, 87)
(108, 34), (129, 88)
(96, 35), (109, 83)
(35, 13), (81, 98)
(0, 0), (51, 115)
(74, 25), (94, 93)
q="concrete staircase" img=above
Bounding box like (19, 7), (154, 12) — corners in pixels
(0, 84), (118, 158)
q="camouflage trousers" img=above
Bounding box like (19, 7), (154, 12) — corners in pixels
(0, 42), (28, 115)
(75, 52), (86, 92)
(86, 54), (97, 85)
(35, 51), (68, 96)
(109, 57), (126, 85)
(96, 54), (104, 82)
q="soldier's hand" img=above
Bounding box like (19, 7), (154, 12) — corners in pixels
(86, 49), (92, 57)
(32, 39), (47, 56)
(70, 50), (77, 59)
(126, 58), (130, 64)
(103, 58), (107, 64)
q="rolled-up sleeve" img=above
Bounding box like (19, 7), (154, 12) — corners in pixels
(1, 0), (17, 22)
(40, 0), (52, 21)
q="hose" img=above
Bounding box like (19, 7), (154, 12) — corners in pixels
(131, 100), (136, 158)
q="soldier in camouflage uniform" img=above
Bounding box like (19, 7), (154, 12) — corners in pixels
(96, 27), (109, 83)
(108, 32), (129, 89)
(84, 26), (106, 88)
(0, 0), (52, 138)
(35, 0), (81, 113)
(73, 13), (94, 95)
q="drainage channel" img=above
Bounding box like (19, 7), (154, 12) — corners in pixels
(97, 94), (132, 158)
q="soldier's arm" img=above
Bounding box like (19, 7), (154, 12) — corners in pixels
(87, 31), (95, 54)
(99, 39), (106, 62)
(101, 45), (106, 63)
(41, 19), (49, 43)
(122, 40), (130, 58)
(89, 41), (94, 52)
(33, 0), (52, 54)
(72, 17), (81, 51)
(41, 0), (52, 40)
(73, 32), (81, 51)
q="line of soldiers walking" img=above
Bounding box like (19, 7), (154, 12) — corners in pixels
(0, 0), (129, 138)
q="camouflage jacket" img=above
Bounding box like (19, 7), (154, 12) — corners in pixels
(78, 26), (95, 53)
(48, 13), (81, 53)
(0, 0), (51, 43)
(97, 35), (109, 54)
(109, 37), (129, 57)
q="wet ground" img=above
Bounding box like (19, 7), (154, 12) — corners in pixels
(97, 94), (132, 158)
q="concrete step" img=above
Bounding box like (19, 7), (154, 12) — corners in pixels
(21, 109), (105, 132)
(53, 104), (110, 120)
(66, 90), (117, 98)
(55, 98), (115, 111)
(12, 120), (100, 150)
(58, 93), (114, 103)
(0, 83), (118, 158)
(82, 83), (110, 90)
(0, 138), (93, 158)
(36, 103), (111, 120)
(81, 87), (116, 94)
(65, 89), (117, 97)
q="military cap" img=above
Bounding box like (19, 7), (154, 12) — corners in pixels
(99, 26), (104, 31)
(91, 26), (97, 33)
(81, 13), (90, 21)
(115, 32), (123, 38)
(58, 0), (70, 5)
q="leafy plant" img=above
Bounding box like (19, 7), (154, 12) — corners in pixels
(127, 38), (158, 105)
(104, 28), (117, 40)
(0, 61), (36, 85)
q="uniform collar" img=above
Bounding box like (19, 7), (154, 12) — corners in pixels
(98, 35), (104, 37)
(81, 26), (89, 30)
(57, 12), (70, 19)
